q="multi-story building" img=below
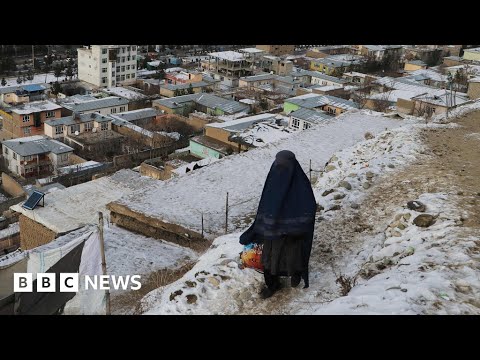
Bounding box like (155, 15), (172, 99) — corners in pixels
(2, 100), (62, 138)
(77, 45), (138, 88)
(256, 45), (295, 56)
(2, 135), (74, 178)
(204, 51), (253, 87)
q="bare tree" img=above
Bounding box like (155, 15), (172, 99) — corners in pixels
(371, 90), (392, 113)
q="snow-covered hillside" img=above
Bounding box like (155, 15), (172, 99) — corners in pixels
(138, 110), (480, 315)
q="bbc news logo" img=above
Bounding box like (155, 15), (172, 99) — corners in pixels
(14, 273), (142, 292)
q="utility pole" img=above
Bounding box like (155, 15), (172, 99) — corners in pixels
(225, 192), (229, 234)
(98, 212), (111, 315)
(309, 159), (312, 183)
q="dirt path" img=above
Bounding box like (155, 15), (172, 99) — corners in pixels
(243, 111), (480, 314)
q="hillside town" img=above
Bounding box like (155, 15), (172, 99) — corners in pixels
(1, 44), (480, 315)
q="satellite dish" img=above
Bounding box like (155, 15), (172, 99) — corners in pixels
(75, 131), (79, 136)
(92, 127), (97, 133)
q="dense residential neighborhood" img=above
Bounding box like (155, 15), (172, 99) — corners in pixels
(1, 44), (480, 316)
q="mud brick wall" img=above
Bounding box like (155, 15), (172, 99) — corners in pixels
(19, 214), (56, 250)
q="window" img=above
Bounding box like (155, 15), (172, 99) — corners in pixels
(116, 66), (120, 72)
(131, 73), (135, 78)
(45, 111), (56, 118)
(102, 58), (107, 64)
(303, 122), (311, 130)
(23, 115), (30, 122)
(85, 122), (93, 132)
(126, 65), (130, 70)
(121, 66), (125, 72)
(126, 74), (130, 79)
(291, 118), (300, 129)
(127, 46), (130, 52)
(13, 152), (17, 160)
(23, 126), (31, 135)
(101, 122), (108, 131)
(132, 55), (136, 61)
(127, 56), (130, 61)
(131, 64), (135, 70)
(116, 75), (120, 81)
(23, 155), (32, 161)
(119, 106), (126, 112)
(4, 148), (8, 155)
(120, 75), (125, 81)
(102, 48), (107, 55)
(102, 68), (107, 73)
(122, 57), (126, 63)
(102, 77), (107, 84)
(60, 154), (69, 162)
(122, 47), (126, 53)
(70, 124), (80, 134)
(132, 46), (136, 51)
(55, 125), (63, 135)
(111, 108), (117, 114)
(327, 107), (335, 114)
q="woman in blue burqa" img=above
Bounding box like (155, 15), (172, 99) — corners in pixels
(239, 150), (317, 299)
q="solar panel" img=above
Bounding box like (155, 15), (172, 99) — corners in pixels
(22, 191), (45, 210)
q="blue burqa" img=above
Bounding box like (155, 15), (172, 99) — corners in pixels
(239, 150), (316, 286)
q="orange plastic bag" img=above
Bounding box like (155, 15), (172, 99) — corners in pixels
(240, 243), (264, 272)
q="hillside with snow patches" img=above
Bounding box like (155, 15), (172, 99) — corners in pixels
(137, 106), (480, 315)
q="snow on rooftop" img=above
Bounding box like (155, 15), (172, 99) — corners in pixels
(208, 51), (245, 62)
(206, 113), (276, 129)
(0, 223), (20, 239)
(11, 169), (158, 234)
(0, 72), (58, 89)
(237, 122), (292, 147)
(11, 100), (61, 114)
(57, 161), (102, 175)
(112, 111), (403, 238)
(103, 87), (147, 100)
(239, 48), (265, 54)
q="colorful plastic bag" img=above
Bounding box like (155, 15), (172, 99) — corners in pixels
(240, 243), (264, 272)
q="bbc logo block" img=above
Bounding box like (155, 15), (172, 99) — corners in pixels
(14, 273), (79, 292)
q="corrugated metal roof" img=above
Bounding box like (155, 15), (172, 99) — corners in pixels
(289, 108), (334, 123)
(292, 69), (347, 83)
(62, 96), (129, 113)
(45, 112), (112, 127)
(2, 135), (74, 156)
(207, 113), (277, 131)
(240, 73), (275, 82)
(154, 93), (249, 114)
(108, 108), (157, 122)
(286, 94), (358, 110)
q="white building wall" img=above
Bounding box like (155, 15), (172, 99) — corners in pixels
(2, 146), (21, 175)
(77, 45), (138, 88)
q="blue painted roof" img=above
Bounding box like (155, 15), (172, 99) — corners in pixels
(22, 84), (46, 92)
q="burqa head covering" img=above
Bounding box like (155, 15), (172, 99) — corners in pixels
(239, 150), (317, 245)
